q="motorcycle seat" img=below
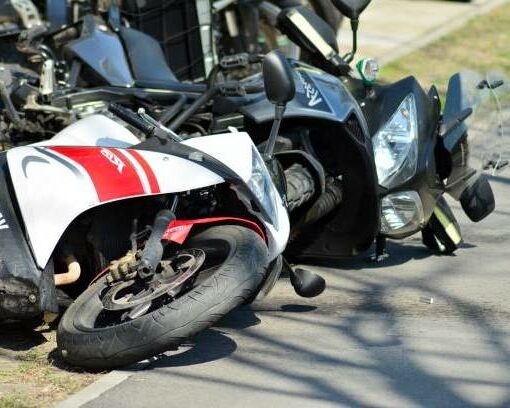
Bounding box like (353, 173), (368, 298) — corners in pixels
(119, 26), (206, 94)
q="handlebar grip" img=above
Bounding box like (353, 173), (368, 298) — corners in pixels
(108, 103), (154, 135)
(219, 82), (264, 96)
(219, 53), (265, 70)
(244, 83), (265, 94)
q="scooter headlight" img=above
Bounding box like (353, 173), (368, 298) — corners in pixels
(373, 94), (418, 188)
(247, 147), (279, 228)
(381, 191), (424, 237)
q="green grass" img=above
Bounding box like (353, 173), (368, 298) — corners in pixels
(0, 324), (98, 408)
(381, 3), (510, 96)
(0, 393), (34, 408)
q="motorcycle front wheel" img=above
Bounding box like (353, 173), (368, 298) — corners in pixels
(57, 225), (267, 369)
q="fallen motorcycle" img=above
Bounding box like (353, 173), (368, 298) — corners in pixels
(0, 61), (295, 368)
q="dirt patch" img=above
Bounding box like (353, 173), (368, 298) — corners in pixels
(0, 322), (100, 408)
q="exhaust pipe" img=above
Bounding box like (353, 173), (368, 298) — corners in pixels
(54, 255), (81, 286)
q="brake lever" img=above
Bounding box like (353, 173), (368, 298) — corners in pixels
(219, 53), (264, 70)
(218, 83), (247, 97)
(218, 81), (264, 97)
(477, 79), (504, 90)
(137, 108), (183, 142)
(17, 25), (48, 55)
(220, 54), (250, 70)
(439, 107), (473, 138)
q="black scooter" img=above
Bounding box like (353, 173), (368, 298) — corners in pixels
(236, 0), (497, 260)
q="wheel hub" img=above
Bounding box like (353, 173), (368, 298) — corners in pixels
(101, 249), (205, 312)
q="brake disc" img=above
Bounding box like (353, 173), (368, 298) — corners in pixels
(101, 249), (205, 312)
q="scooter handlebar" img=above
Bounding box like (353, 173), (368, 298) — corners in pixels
(218, 81), (265, 96)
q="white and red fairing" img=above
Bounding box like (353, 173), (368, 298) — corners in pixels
(7, 115), (289, 268)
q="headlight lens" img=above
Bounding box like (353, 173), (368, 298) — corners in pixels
(373, 94), (418, 188)
(247, 147), (279, 228)
(381, 191), (424, 236)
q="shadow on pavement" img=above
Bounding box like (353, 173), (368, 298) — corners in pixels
(302, 240), (442, 271)
(0, 321), (46, 351)
(150, 329), (238, 368)
(150, 261), (510, 406)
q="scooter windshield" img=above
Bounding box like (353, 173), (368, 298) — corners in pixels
(459, 70), (510, 175)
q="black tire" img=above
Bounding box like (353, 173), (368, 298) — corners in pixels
(57, 225), (268, 369)
(422, 224), (441, 252)
(421, 222), (458, 255)
(422, 198), (462, 255)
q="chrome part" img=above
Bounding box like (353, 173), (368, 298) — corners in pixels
(381, 191), (424, 237)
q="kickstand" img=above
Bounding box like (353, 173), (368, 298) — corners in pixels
(369, 235), (389, 263)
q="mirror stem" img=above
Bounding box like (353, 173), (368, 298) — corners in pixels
(344, 18), (359, 63)
(264, 104), (286, 158)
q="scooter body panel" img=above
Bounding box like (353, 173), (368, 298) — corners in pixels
(359, 76), (445, 235)
(241, 64), (369, 134)
(241, 66), (380, 259)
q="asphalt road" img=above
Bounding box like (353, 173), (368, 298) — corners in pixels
(77, 158), (510, 408)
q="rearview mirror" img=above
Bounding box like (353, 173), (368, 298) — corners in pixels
(263, 49), (296, 105)
(262, 50), (295, 158)
(330, 0), (371, 20)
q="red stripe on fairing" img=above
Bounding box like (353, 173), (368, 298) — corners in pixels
(49, 147), (145, 202)
(128, 149), (160, 193)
